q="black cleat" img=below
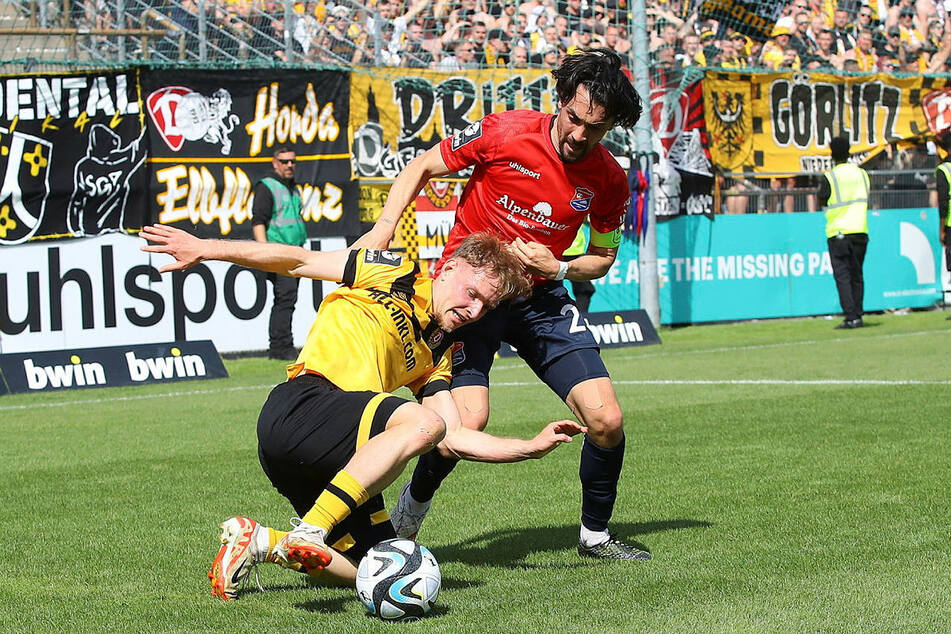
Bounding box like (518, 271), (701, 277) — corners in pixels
(578, 533), (652, 561)
(835, 318), (864, 330)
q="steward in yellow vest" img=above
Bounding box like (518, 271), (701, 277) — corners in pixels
(934, 132), (951, 275)
(817, 136), (870, 329)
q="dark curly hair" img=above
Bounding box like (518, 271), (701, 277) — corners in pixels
(550, 49), (642, 129)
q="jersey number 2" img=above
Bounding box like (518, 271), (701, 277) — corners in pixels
(561, 304), (589, 334)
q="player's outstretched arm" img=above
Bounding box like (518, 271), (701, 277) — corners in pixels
(353, 145), (453, 250)
(139, 223), (349, 281)
(422, 389), (586, 462)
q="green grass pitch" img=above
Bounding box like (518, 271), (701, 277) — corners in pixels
(2, 310), (949, 632)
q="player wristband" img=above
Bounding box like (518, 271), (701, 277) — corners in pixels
(553, 260), (569, 281)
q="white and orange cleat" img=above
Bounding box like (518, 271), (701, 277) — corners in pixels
(208, 516), (266, 600)
(273, 519), (332, 573)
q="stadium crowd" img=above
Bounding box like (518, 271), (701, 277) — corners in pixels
(39, 0), (944, 215)
(56, 0), (951, 74)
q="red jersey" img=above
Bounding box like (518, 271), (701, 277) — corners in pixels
(437, 109), (629, 282)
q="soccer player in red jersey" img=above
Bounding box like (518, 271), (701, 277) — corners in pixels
(357, 50), (649, 560)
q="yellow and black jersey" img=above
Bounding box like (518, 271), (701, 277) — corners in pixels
(286, 249), (453, 398)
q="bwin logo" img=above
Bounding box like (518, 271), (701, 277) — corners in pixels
(127, 347), (206, 382)
(899, 222), (936, 284)
(24, 355), (106, 390)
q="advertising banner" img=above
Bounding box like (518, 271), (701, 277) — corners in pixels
(142, 68), (358, 240)
(591, 209), (943, 323)
(652, 79), (715, 218)
(697, 0), (785, 42)
(0, 232), (346, 355)
(0, 71), (148, 244)
(349, 68), (634, 182)
(0, 340), (227, 394)
(497, 308), (660, 358)
(704, 71), (950, 175)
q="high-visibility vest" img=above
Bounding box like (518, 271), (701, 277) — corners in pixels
(260, 177), (306, 246)
(935, 162), (951, 228)
(823, 162), (869, 238)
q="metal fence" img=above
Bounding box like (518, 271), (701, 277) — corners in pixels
(720, 169), (936, 215)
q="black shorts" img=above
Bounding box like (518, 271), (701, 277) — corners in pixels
(451, 282), (609, 401)
(256, 373), (406, 561)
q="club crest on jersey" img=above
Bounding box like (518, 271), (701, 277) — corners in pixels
(451, 121), (483, 151)
(364, 249), (402, 266)
(569, 187), (595, 212)
(451, 342), (465, 365)
(427, 329), (445, 348)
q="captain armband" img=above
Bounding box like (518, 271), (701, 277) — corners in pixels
(590, 226), (622, 249)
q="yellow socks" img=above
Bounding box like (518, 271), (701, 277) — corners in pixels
(301, 470), (369, 534)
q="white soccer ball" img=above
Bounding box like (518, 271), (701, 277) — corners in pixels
(355, 538), (441, 621)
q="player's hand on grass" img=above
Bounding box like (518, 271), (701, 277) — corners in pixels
(140, 224), (205, 272)
(511, 237), (560, 279)
(526, 420), (587, 459)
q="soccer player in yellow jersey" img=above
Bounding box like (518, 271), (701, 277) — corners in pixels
(140, 224), (585, 598)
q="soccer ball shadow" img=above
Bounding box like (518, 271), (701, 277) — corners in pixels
(435, 519), (712, 569)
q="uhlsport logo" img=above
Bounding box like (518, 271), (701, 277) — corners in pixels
(569, 187), (595, 212)
(508, 161), (540, 179)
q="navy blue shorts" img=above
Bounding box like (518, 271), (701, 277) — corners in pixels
(451, 282), (609, 401)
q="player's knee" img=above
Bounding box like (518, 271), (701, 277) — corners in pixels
(458, 407), (489, 431)
(412, 411), (447, 454)
(583, 403), (624, 441)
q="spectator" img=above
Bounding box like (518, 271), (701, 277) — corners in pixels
(791, 10), (816, 58)
(831, 4), (856, 53)
(485, 27), (511, 65)
(401, 21), (436, 68)
(814, 29), (843, 69)
(807, 13), (829, 50)
(321, 7), (365, 65)
(720, 36), (749, 69)
(537, 24), (561, 55)
(510, 43), (530, 67)
(554, 14), (571, 48)
(386, 0), (431, 66)
(540, 44), (560, 66)
(560, 0), (590, 33)
(470, 20), (490, 64)
(679, 32), (704, 66)
(780, 45), (801, 69)
(603, 24), (631, 57)
(855, 3), (875, 32)
(292, 1), (321, 60)
(761, 24), (793, 69)
(569, 23), (595, 52)
(877, 24), (903, 59)
(897, 5), (924, 51)
(497, 0), (519, 29)
(439, 39), (478, 70)
(506, 18), (532, 50)
(844, 28), (878, 71)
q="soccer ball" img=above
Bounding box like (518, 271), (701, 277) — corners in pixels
(355, 538), (441, 621)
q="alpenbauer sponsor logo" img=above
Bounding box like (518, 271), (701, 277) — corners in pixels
(496, 194), (569, 231)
